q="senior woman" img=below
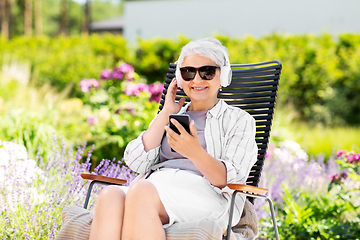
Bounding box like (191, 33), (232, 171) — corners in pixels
(89, 37), (257, 240)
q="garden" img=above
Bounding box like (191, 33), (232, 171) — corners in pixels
(0, 34), (360, 239)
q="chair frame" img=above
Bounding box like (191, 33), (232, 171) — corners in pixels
(81, 60), (282, 240)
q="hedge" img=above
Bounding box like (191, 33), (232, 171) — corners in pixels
(1, 33), (360, 125)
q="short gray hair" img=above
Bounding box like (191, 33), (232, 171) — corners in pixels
(176, 37), (232, 88)
(177, 37), (229, 68)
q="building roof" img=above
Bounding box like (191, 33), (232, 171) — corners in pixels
(89, 16), (124, 31)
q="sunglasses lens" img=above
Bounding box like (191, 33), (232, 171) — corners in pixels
(180, 66), (219, 81)
(180, 67), (196, 81)
(199, 66), (216, 80)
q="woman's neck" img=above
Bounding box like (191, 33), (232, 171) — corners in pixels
(188, 99), (219, 111)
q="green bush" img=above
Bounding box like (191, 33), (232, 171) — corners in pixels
(0, 35), (129, 97)
(1, 33), (360, 126)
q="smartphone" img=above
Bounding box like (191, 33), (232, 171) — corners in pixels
(169, 114), (190, 135)
(169, 114), (190, 152)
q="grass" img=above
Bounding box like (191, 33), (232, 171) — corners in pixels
(272, 105), (360, 160)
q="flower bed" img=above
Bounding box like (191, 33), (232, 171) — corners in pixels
(0, 138), (137, 239)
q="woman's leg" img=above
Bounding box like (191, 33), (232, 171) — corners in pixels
(122, 180), (169, 240)
(89, 185), (126, 240)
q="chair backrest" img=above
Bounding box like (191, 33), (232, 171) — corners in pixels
(159, 61), (282, 189)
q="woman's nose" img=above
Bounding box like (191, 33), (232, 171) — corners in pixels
(192, 71), (204, 83)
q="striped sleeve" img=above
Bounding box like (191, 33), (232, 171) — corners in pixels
(124, 131), (160, 174)
(123, 115), (161, 174)
(221, 112), (257, 184)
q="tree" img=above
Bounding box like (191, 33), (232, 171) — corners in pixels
(0, 0), (8, 39)
(34, 0), (42, 36)
(24, 0), (32, 36)
(81, 0), (90, 35)
(60, 0), (68, 36)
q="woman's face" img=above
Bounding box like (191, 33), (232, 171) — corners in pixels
(180, 54), (221, 111)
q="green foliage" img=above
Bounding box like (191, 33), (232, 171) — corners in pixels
(0, 35), (129, 97)
(131, 36), (191, 83)
(3, 33), (360, 125)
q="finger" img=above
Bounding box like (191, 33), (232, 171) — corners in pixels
(164, 126), (177, 140)
(169, 78), (178, 92)
(170, 118), (187, 135)
(166, 79), (178, 101)
(189, 120), (198, 137)
(178, 97), (186, 107)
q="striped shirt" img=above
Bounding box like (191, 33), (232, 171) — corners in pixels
(124, 99), (257, 187)
(124, 99), (258, 224)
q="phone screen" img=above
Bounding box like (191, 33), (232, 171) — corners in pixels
(169, 114), (190, 134)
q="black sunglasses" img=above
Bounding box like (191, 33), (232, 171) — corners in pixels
(180, 65), (220, 81)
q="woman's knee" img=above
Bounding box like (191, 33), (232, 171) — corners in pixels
(126, 180), (156, 199)
(97, 185), (126, 204)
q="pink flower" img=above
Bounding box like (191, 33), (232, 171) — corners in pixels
(79, 78), (91, 92)
(112, 69), (124, 80)
(90, 78), (100, 88)
(118, 63), (135, 81)
(352, 153), (360, 163)
(124, 83), (149, 96)
(87, 117), (99, 126)
(118, 63), (134, 73)
(329, 173), (339, 183)
(336, 150), (344, 157)
(126, 104), (137, 116)
(346, 154), (354, 164)
(329, 172), (347, 183)
(100, 69), (112, 80)
(148, 83), (164, 102)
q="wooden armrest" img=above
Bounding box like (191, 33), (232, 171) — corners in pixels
(227, 184), (268, 195)
(81, 173), (127, 185)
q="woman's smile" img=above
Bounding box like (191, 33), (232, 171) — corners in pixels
(191, 86), (208, 92)
(181, 54), (221, 111)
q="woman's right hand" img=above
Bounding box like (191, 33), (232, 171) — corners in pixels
(142, 78), (186, 152)
(162, 78), (186, 115)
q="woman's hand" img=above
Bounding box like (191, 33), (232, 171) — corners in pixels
(165, 119), (202, 159)
(142, 78), (185, 152)
(165, 118), (227, 189)
(162, 78), (186, 115)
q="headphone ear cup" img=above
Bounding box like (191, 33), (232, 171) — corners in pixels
(220, 65), (232, 87)
(175, 67), (183, 89)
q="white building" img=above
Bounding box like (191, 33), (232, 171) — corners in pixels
(123, 0), (360, 42)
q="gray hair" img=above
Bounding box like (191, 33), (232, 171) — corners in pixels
(176, 37), (232, 88)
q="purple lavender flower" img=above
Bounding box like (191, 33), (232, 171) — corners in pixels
(100, 69), (112, 80)
(86, 116), (99, 126)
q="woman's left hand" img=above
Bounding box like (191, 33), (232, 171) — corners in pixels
(164, 119), (202, 159)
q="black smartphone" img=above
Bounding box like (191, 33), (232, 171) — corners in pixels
(169, 114), (190, 135)
(169, 114), (190, 152)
